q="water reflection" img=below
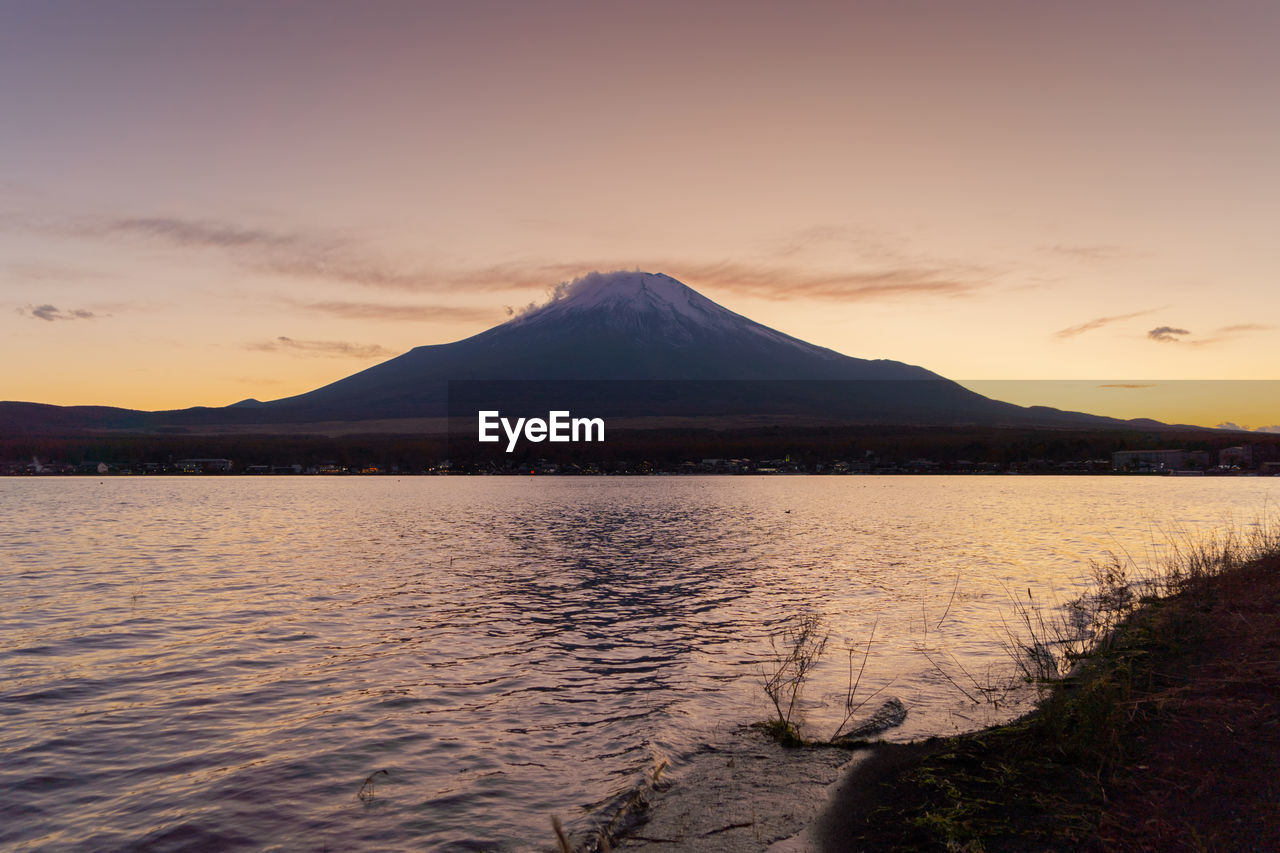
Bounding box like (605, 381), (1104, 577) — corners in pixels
(0, 476), (1275, 851)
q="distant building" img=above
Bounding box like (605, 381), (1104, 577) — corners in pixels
(1218, 446), (1252, 467)
(1218, 444), (1280, 468)
(1112, 449), (1209, 471)
(175, 458), (233, 473)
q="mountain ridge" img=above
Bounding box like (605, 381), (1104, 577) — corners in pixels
(0, 270), (1186, 434)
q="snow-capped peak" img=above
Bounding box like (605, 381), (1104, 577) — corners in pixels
(512, 271), (731, 325)
(505, 270), (839, 356)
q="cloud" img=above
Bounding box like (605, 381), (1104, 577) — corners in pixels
(1148, 325), (1191, 342)
(464, 260), (992, 304)
(103, 217), (302, 251)
(90, 216), (589, 294)
(1179, 323), (1273, 347)
(32, 211), (998, 303)
(246, 336), (395, 358)
(670, 262), (988, 302)
(7, 262), (112, 283)
(1216, 422), (1280, 433)
(17, 303), (102, 321)
(285, 299), (499, 323)
(1053, 309), (1158, 339)
(43, 213), (460, 293)
(260, 257), (456, 291)
(1216, 323), (1274, 334)
(771, 226), (856, 258)
(117, 217), (455, 291)
(1042, 244), (1140, 262)
(1097, 383), (1155, 389)
(768, 225), (912, 264)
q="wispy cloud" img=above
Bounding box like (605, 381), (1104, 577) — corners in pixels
(460, 260), (993, 304)
(767, 225), (913, 264)
(102, 217), (301, 251)
(1042, 244), (1140, 262)
(1053, 308), (1158, 339)
(1217, 323), (1274, 334)
(285, 299), (499, 323)
(1148, 325), (1191, 343)
(7, 262), (112, 283)
(39, 214), (459, 293)
(246, 336), (395, 358)
(1163, 323), (1274, 347)
(29, 212), (999, 304)
(771, 226), (855, 259)
(115, 217), (460, 291)
(670, 262), (989, 302)
(17, 303), (103, 321)
(82, 216), (581, 293)
(260, 257), (456, 291)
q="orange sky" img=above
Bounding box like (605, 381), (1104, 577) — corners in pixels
(2, 1), (1278, 429)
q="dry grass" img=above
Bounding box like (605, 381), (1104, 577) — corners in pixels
(819, 511), (1280, 851)
(1003, 512), (1280, 694)
(759, 613), (829, 746)
(356, 769), (389, 802)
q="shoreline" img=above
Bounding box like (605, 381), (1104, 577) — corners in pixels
(813, 550), (1280, 849)
(609, 731), (862, 852)
(605, 541), (1280, 851)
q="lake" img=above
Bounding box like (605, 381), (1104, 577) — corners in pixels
(2, 475), (1276, 850)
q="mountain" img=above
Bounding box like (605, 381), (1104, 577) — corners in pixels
(258, 270), (946, 420)
(1, 270), (1153, 433)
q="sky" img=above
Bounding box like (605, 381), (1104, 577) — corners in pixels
(2, 0), (1278, 429)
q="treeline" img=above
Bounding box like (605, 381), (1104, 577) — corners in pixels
(452, 425), (1272, 469)
(1, 433), (447, 471)
(4, 425), (1274, 472)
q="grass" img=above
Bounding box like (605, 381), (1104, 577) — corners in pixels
(758, 612), (829, 746)
(818, 512), (1280, 850)
(754, 609), (905, 748)
(356, 769), (389, 802)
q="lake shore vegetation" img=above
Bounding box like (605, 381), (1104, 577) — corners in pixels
(814, 517), (1280, 850)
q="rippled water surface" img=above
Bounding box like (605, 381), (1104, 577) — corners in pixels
(2, 476), (1276, 850)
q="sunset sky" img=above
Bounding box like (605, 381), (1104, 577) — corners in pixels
(2, 1), (1277, 428)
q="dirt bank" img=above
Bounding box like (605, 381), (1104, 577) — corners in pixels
(813, 554), (1280, 851)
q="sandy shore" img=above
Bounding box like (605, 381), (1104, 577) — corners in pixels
(613, 728), (867, 852)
